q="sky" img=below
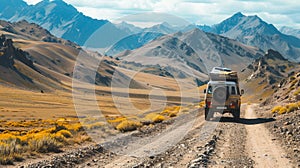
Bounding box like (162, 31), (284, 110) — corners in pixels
(24, 0), (300, 29)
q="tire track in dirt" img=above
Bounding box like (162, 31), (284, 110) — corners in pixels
(245, 104), (293, 168)
(103, 112), (207, 168)
(208, 105), (254, 168)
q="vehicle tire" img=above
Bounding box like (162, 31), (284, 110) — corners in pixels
(233, 109), (240, 121)
(205, 108), (213, 121)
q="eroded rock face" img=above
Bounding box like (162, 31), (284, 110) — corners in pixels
(0, 34), (34, 68)
(0, 34), (14, 67)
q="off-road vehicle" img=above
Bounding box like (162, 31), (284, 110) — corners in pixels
(204, 67), (244, 121)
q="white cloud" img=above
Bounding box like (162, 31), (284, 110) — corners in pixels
(24, 0), (42, 4)
(23, 0), (300, 29)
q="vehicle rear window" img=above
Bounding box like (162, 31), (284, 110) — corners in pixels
(231, 86), (236, 95)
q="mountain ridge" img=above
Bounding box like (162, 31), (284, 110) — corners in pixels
(199, 12), (300, 62)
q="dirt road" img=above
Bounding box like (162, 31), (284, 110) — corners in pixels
(23, 104), (296, 168)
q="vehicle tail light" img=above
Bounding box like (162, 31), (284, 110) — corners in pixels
(229, 102), (236, 109)
(206, 101), (212, 108)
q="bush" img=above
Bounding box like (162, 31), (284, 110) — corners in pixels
(29, 134), (61, 153)
(56, 130), (72, 138)
(278, 107), (287, 115)
(116, 120), (142, 132)
(271, 106), (282, 113)
(287, 103), (299, 113)
(146, 113), (165, 123)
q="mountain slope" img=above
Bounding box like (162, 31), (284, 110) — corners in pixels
(1, 0), (127, 46)
(240, 49), (300, 102)
(202, 12), (300, 62)
(280, 26), (300, 39)
(0, 20), (145, 90)
(118, 28), (264, 84)
(0, 0), (27, 20)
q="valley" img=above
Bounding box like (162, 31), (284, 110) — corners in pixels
(0, 0), (300, 167)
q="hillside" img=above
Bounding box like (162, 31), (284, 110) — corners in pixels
(0, 20), (145, 91)
(240, 49), (300, 103)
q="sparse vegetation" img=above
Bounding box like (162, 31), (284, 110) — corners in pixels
(293, 88), (300, 96)
(116, 120), (142, 132)
(161, 106), (181, 117)
(0, 103), (191, 165)
(0, 118), (102, 165)
(145, 113), (166, 123)
(271, 102), (300, 115)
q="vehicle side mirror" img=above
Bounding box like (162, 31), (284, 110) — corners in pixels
(204, 89), (207, 94)
(241, 89), (244, 95)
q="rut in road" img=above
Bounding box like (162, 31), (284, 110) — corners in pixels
(245, 104), (293, 168)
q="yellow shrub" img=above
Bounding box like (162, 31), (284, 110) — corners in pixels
(107, 117), (127, 128)
(84, 122), (104, 130)
(168, 112), (177, 117)
(146, 113), (165, 123)
(56, 130), (72, 138)
(161, 106), (181, 117)
(271, 106), (282, 113)
(65, 123), (83, 132)
(29, 133), (61, 153)
(278, 107), (288, 115)
(286, 103), (299, 113)
(116, 120), (142, 132)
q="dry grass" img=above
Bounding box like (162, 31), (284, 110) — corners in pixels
(145, 113), (166, 123)
(0, 118), (100, 165)
(161, 106), (181, 117)
(271, 102), (300, 115)
(116, 120), (142, 132)
(294, 88), (300, 96)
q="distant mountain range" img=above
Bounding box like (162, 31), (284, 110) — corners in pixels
(111, 13), (300, 62)
(118, 28), (264, 84)
(1, 1), (299, 62)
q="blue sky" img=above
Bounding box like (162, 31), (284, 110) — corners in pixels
(24, 0), (300, 29)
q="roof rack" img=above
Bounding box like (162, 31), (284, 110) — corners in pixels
(209, 67), (238, 83)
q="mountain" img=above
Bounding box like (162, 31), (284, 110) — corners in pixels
(0, 19), (144, 90)
(117, 28), (264, 84)
(0, 20), (78, 47)
(280, 26), (300, 39)
(201, 12), (300, 62)
(115, 21), (143, 34)
(1, 0), (127, 47)
(0, 0), (27, 20)
(143, 22), (179, 34)
(106, 22), (212, 56)
(240, 49), (300, 102)
(106, 32), (164, 56)
(105, 22), (182, 56)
